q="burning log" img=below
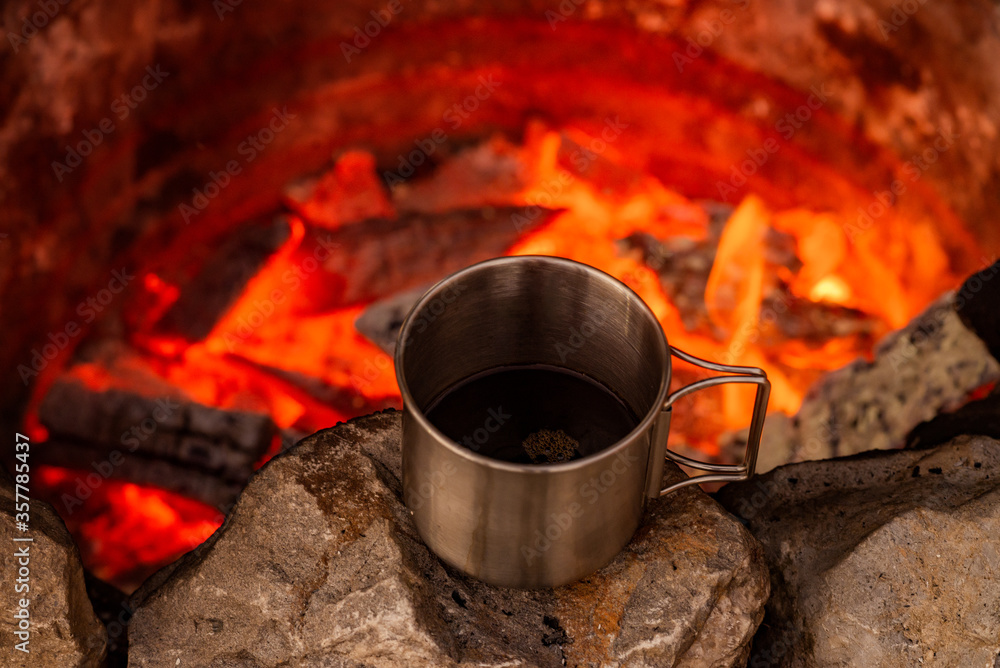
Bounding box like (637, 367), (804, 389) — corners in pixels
(31, 439), (246, 511)
(747, 261), (1000, 472)
(619, 207), (879, 346)
(285, 205), (560, 315)
(226, 355), (400, 418)
(152, 217), (291, 342)
(155, 148), (556, 345)
(36, 378), (277, 507)
(386, 135), (531, 214)
(283, 150), (396, 228)
(620, 206), (881, 344)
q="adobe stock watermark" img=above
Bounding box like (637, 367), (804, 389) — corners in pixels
(554, 309), (608, 363)
(51, 65), (170, 182)
(520, 448), (641, 565)
(405, 461), (458, 511)
(220, 234), (340, 352)
(884, 255), (998, 373)
(715, 83), (832, 201)
(544, 0), (585, 29)
(352, 281), (469, 393)
(340, 0), (404, 62)
(60, 397), (182, 514)
(382, 75), (502, 188)
(718, 287), (794, 366)
(877, 0), (929, 40)
(748, 628), (804, 667)
(672, 0), (753, 73)
(17, 268), (135, 384)
(459, 406), (512, 453)
(178, 106), (296, 224)
(842, 128), (958, 243)
(510, 115), (629, 232)
(213, 0), (242, 20)
(6, 0), (69, 54)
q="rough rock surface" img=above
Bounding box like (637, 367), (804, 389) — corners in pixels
(718, 435), (1000, 668)
(0, 465), (107, 666)
(751, 290), (1000, 472)
(128, 410), (768, 667)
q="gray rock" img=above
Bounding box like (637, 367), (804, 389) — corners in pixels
(128, 411), (768, 667)
(750, 291), (1000, 471)
(0, 464), (107, 666)
(717, 435), (1000, 668)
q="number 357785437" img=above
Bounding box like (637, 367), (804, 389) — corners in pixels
(14, 433), (30, 524)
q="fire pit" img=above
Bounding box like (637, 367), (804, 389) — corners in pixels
(3, 0), (1000, 664)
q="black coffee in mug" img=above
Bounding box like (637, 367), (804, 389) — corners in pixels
(424, 364), (639, 464)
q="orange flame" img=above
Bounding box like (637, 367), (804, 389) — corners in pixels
(43, 124), (970, 591)
(136, 126), (961, 441)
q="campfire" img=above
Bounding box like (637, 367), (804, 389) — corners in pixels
(4, 3), (1000, 665)
(21, 123), (990, 592)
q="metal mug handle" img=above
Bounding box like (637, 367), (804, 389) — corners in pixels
(649, 346), (771, 497)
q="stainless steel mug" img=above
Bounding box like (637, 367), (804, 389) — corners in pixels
(396, 256), (770, 588)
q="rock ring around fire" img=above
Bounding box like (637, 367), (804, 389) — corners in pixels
(127, 410), (769, 667)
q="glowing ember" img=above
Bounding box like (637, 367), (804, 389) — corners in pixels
(29, 122), (968, 592)
(703, 196), (778, 425)
(34, 466), (221, 593)
(809, 275), (852, 304)
(136, 127), (960, 441)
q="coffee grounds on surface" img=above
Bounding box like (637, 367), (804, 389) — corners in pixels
(522, 429), (580, 463)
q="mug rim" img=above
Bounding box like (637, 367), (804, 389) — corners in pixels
(394, 255), (672, 474)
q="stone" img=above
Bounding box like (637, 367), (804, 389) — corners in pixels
(750, 291), (1000, 470)
(906, 387), (1000, 448)
(956, 259), (1000, 360)
(717, 435), (1000, 668)
(128, 411), (768, 667)
(0, 464), (108, 666)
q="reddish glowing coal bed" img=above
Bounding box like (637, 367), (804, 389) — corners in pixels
(33, 467), (221, 593)
(30, 124), (972, 593)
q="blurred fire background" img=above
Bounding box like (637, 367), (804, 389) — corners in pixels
(2, 0), (1000, 593)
